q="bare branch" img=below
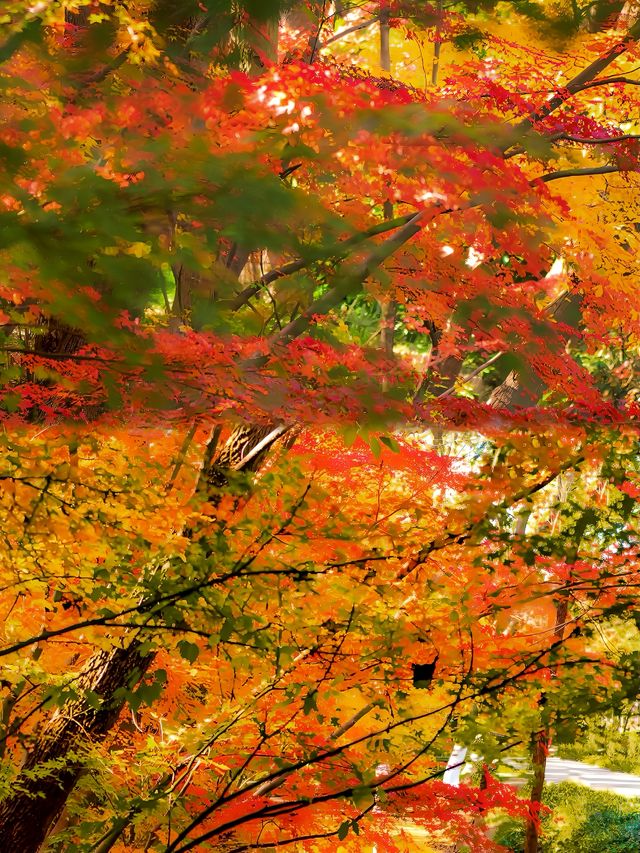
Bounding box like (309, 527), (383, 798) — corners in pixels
(574, 74), (640, 91)
(512, 19), (640, 135)
(437, 352), (504, 399)
(168, 633), (583, 853)
(320, 16), (380, 49)
(228, 212), (417, 312)
(398, 454), (585, 579)
(266, 211), (426, 349)
(550, 132), (640, 144)
(539, 165), (623, 182)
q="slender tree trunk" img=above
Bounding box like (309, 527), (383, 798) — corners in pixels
(524, 729), (550, 853)
(380, 297), (396, 357)
(523, 470), (576, 853)
(380, 5), (391, 73)
(379, 8), (396, 367)
(432, 0), (443, 86)
(523, 598), (568, 853)
(285, 1), (326, 62)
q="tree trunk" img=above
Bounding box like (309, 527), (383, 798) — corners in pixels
(488, 289), (582, 409)
(523, 598), (569, 853)
(524, 730), (549, 853)
(378, 9), (396, 367)
(586, 0), (626, 31)
(0, 7), (290, 846)
(0, 642), (149, 853)
(285, 1), (326, 62)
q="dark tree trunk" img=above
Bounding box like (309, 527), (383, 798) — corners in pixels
(523, 731), (549, 853)
(523, 598), (569, 853)
(0, 643), (149, 853)
(64, 8), (92, 27)
(488, 290), (582, 409)
(586, 0), (626, 31)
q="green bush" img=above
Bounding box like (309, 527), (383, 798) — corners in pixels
(493, 782), (640, 852)
(561, 727), (640, 776)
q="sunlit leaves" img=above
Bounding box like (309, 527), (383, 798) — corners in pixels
(1, 3), (640, 852)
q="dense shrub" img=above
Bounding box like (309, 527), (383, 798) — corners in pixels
(561, 725), (640, 776)
(493, 782), (640, 852)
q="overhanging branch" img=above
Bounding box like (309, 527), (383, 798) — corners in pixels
(227, 212), (416, 312)
(320, 16), (380, 49)
(511, 19), (640, 137)
(539, 164), (624, 182)
(267, 210), (426, 348)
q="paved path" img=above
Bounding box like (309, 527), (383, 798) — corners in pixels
(545, 756), (640, 797)
(502, 755), (640, 798)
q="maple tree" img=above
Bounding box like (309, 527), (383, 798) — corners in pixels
(0, 1), (640, 851)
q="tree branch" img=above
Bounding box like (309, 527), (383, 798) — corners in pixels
(266, 211), (426, 349)
(550, 132), (640, 144)
(437, 352), (504, 399)
(539, 165), (624, 183)
(320, 16), (380, 49)
(227, 212), (417, 312)
(169, 631), (581, 853)
(398, 454), (585, 579)
(512, 19), (640, 136)
(231, 425), (288, 470)
(574, 74), (640, 91)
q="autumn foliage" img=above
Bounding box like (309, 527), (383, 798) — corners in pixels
(0, 1), (640, 851)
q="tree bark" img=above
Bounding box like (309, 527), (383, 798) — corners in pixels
(586, 0), (626, 31)
(379, 9), (396, 367)
(2, 5), (396, 848)
(524, 729), (549, 853)
(284, 1), (326, 62)
(522, 471), (575, 852)
(0, 643), (150, 853)
(488, 289), (582, 410)
(523, 598), (569, 853)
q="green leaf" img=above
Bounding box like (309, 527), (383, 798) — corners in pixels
(337, 820), (350, 841)
(0, 19), (41, 65)
(177, 640), (199, 663)
(2, 393), (21, 413)
(84, 690), (102, 710)
(379, 434), (400, 453)
(303, 690), (318, 715)
(351, 785), (374, 809)
(342, 424), (359, 448)
(220, 618), (234, 642)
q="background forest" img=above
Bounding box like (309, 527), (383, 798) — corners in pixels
(1, 1), (640, 851)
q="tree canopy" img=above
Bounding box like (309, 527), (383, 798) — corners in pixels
(0, 2), (640, 851)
